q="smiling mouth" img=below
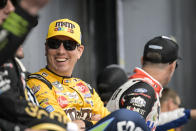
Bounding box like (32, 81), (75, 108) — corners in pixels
(56, 58), (68, 62)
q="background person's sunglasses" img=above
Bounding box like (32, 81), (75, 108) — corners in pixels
(0, 0), (8, 9)
(46, 38), (80, 51)
(0, 0), (17, 9)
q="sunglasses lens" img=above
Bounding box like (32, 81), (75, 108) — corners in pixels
(11, 0), (17, 6)
(0, 0), (7, 9)
(47, 39), (79, 50)
(47, 39), (61, 49)
(63, 41), (78, 51)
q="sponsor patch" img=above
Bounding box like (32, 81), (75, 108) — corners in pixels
(146, 120), (155, 129)
(45, 105), (54, 112)
(84, 93), (92, 98)
(127, 106), (146, 115)
(65, 92), (78, 99)
(36, 91), (48, 97)
(65, 108), (92, 121)
(76, 82), (89, 93)
(85, 99), (94, 107)
(73, 78), (78, 82)
(41, 72), (48, 77)
(31, 85), (40, 94)
(39, 98), (49, 105)
(134, 88), (147, 93)
(58, 96), (68, 108)
(129, 93), (151, 99)
(130, 96), (146, 107)
(2, 62), (13, 68)
(52, 81), (63, 91)
(63, 79), (70, 83)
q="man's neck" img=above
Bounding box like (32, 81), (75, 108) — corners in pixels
(142, 66), (167, 86)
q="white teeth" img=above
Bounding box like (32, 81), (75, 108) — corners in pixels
(56, 58), (67, 62)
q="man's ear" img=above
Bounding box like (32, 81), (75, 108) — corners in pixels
(141, 56), (144, 65)
(169, 61), (177, 72)
(77, 45), (84, 59)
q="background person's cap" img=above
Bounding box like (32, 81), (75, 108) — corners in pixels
(143, 36), (180, 63)
(46, 18), (81, 44)
(97, 64), (128, 102)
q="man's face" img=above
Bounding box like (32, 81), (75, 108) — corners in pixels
(0, 0), (15, 24)
(45, 35), (84, 76)
(169, 96), (181, 111)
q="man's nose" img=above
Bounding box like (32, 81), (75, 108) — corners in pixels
(5, 0), (15, 14)
(57, 43), (66, 53)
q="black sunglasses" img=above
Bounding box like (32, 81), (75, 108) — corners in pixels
(0, 0), (17, 9)
(46, 38), (80, 51)
(0, 0), (7, 9)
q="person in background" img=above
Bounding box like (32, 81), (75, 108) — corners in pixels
(97, 64), (128, 106)
(0, 0), (78, 130)
(107, 36), (180, 131)
(156, 87), (196, 131)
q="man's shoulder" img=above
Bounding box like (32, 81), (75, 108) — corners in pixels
(121, 78), (154, 90)
(28, 68), (49, 78)
(119, 79), (156, 97)
(130, 80), (155, 91)
(26, 68), (53, 89)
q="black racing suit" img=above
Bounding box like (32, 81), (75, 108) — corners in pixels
(0, 4), (68, 131)
(106, 67), (163, 131)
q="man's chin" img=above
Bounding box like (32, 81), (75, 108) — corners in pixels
(55, 68), (71, 76)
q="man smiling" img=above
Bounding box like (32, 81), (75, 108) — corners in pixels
(27, 18), (110, 129)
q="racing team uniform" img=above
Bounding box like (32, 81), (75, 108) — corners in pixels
(106, 67), (163, 131)
(27, 67), (110, 124)
(0, 4), (71, 131)
(156, 108), (191, 131)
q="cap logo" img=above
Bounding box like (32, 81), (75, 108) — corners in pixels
(148, 45), (163, 50)
(47, 19), (81, 44)
(54, 21), (75, 33)
(161, 36), (172, 40)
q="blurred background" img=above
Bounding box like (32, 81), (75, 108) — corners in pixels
(22, 0), (196, 129)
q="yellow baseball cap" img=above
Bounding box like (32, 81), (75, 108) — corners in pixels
(46, 18), (81, 44)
